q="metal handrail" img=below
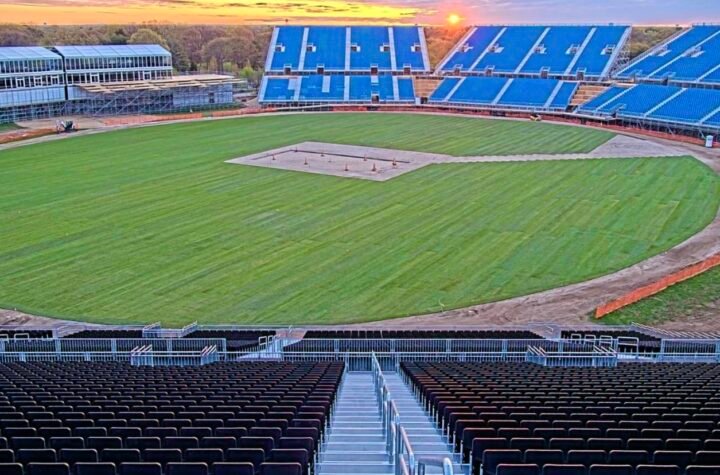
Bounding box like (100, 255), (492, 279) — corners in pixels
(372, 352), (418, 475)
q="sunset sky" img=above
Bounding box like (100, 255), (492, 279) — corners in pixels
(2, 0), (718, 25)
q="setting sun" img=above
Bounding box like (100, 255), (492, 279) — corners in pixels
(448, 13), (461, 25)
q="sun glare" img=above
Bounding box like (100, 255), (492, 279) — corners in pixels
(448, 13), (461, 25)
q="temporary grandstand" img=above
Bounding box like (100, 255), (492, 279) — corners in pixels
(615, 25), (720, 85)
(259, 25), (429, 107)
(0, 323), (719, 475)
(428, 77), (579, 112)
(435, 25), (631, 80)
(265, 26), (431, 74)
(0, 44), (241, 123)
(257, 23), (720, 138)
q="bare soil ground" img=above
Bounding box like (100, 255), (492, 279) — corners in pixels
(1, 113), (718, 329)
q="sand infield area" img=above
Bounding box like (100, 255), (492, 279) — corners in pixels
(226, 136), (687, 181)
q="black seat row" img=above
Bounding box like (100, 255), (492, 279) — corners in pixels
(0, 461), (303, 475)
(494, 463), (720, 475)
(0, 362), (343, 475)
(401, 362), (720, 475)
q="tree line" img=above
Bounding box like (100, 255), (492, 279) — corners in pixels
(0, 24), (271, 85)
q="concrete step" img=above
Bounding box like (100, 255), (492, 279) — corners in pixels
(324, 441), (387, 451)
(317, 462), (393, 474)
(330, 427), (385, 434)
(333, 416), (383, 421)
(330, 422), (383, 434)
(320, 452), (389, 462)
(328, 434), (385, 443)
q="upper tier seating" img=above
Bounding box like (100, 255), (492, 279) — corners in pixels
(429, 76), (578, 111)
(266, 26), (429, 73)
(438, 25), (630, 79)
(259, 75), (416, 104)
(578, 82), (720, 127)
(402, 362), (720, 475)
(0, 361), (343, 475)
(616, 25), (720, 84)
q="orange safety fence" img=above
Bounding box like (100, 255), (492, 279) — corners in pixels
(595, 253), (720, 318)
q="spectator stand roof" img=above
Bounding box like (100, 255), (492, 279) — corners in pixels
(0, 46), (62, 61)
(53, 44), (171, 58)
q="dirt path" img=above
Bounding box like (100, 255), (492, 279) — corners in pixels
(1, 112), (719, 329)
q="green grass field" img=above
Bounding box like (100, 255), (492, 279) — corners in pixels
(1, 113), (718, 325)
(600, 266), (720, 326)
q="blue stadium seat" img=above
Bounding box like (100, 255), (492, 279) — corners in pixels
(267, 26), (429, 73)
(431, 76), (577, 111)
(597, 84), (682, 117)
(446, 76), (509, 105)
(439, 25), (628, 78)
(617, 25), (720, 83)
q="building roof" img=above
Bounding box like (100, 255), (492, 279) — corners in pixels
(53, 44), (171, 58)
(0, 46), (62, 61)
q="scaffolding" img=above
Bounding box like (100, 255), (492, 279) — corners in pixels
(0, 74), (247, 123)
(65, 74), (243, 117)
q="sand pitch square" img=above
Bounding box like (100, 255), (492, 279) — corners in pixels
(226, 142), (449, 181)
(225, 137), (686, 181)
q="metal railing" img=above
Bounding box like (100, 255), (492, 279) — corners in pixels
(142, 322), (198, 339)
(526, 345), (619, 367)
(0, 335), (718, 367)
(277, 338), (608, 354)
(0, 338), (227, 354)
(372, 352), (416, 475)
(0, 347), (217, 365)
(657, 339), (720, 363)
(130, 345), (219, 367)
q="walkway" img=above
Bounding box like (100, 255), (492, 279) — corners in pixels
(318, 372), (393, 475)
(384, 372), (463, 474)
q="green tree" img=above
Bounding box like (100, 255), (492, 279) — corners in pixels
(128, 28), (169, 50)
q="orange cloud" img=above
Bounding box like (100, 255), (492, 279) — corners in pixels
(2, 0), (428, 24)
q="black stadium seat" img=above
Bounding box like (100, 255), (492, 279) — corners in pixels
(167, 462), (209, 475)
(543, 465), (587, 475)
(118, 463), (162, 475)
(260, 462), (302, 475)
(214, 462), (255, 475)
(401, 362), (720, 475)
(27, 462), (71, 475)
(497, 464), (540, 475)
(0, 463), (24, 475)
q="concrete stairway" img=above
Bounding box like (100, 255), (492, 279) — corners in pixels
(317, 372), (393, 475)
(383, 373), (464, 474)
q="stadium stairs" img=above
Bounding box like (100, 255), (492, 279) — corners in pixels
(571, 84), (609, 108)
(318, 371), (462, 475)
(317, 372), (393, 474)
(413, 77), (443, 100)
(383, 373), (463, 474)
